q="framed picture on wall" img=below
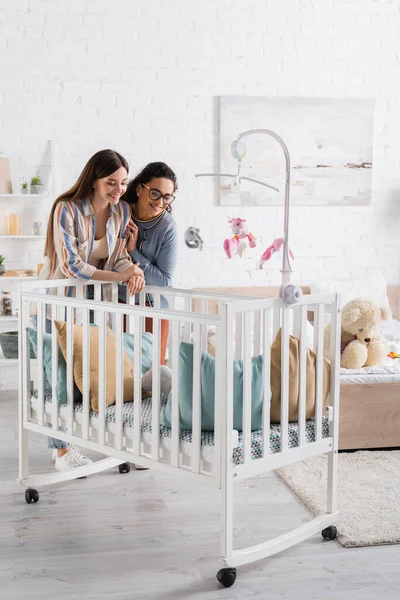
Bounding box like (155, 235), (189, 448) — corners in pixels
(219, 96), (374, 206)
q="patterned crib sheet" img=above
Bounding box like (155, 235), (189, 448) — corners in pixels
(31, 390), (329, 466)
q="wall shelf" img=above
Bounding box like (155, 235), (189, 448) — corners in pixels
(0, 315), (18, 321)
(0, 235), (45, 239)
(0, 276), (37, 281)
(0, 194), (50, 199)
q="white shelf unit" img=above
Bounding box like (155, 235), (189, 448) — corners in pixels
(0, 141), (55, 390)
(0, 194), (49, 200)
(0, 235), (46, 239)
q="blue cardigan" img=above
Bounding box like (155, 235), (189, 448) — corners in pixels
(123, 210), (178, 308)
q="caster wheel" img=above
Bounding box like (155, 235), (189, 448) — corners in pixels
(216, 567), (237, 588)
(321, 525), (337, 540)
(118, 462), (131, 474)
(25, 488), (39, 504)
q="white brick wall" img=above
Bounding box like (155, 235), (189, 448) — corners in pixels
(0, 0), (399, 293)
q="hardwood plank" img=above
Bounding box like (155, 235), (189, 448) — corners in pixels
(1, 393), (400, 599)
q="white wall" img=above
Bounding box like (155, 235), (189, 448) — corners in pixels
(0, 0), (399, 293)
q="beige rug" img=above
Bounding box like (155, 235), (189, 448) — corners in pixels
(278, 450), (400, 547)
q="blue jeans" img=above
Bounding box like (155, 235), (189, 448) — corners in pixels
(32, 314), (69, 450)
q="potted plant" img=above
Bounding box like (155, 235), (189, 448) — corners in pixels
(21, 182), (28, 194)
(0, 255), (5, 276)
(30, 176), (42, 194)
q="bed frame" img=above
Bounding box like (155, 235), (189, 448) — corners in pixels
(195, 285), (400, 451)
(19, 280), (340, 588)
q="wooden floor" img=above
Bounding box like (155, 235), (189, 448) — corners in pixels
(1, 392), (400, 599)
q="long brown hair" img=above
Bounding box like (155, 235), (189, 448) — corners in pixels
(44, 149), (129, 256)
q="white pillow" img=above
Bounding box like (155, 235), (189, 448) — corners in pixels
(309, 277), (392, 319)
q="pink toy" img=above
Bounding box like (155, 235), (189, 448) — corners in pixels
(259, 237), (294, 270)
(223, 218), (257, 259)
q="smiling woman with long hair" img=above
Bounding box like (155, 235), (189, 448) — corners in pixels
(40, 149), (145, 472)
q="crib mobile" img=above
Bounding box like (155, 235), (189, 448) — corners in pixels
(195, 129), (303, 306)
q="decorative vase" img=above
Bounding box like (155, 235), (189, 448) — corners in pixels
(0, 265), (5, 275)
(30, 184), (42, 194)
(21, 187), (28, 195)
(9, 213), (20, 235)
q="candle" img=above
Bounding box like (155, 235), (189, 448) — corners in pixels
(9, 214), (20, 235)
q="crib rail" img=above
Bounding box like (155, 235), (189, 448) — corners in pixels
(19, 279), (340, 487)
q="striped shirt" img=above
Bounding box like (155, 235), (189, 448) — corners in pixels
(40, 198), (133, 283)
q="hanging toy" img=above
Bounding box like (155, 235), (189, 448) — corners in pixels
(258, 238), (294, 270)
(223, 218), (257, 259)
(184, 227), (204, 251)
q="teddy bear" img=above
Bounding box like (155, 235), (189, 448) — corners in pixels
(323, 298), (389, 370)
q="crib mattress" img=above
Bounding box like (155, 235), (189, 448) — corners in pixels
(30, 390), (329, 466)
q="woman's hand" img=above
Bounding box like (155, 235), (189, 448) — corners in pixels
(126, 219), (138, 253)
(118, 264), (144, 283)
(127, 275), (145, 295)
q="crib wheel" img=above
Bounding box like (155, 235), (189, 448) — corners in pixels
(321, 525), (337, 540)
(216, 567), (237, 588)
(25, 488), (39, 504)
(118, 463), (131, 474)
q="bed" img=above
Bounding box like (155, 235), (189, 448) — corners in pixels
(194, 285), (400, 451)
(19, 279), (341, 588)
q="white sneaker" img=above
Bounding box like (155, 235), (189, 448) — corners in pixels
(54, 448), (93, 472)
(52, 447), (91, 464)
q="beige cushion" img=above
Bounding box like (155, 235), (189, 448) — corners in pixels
(270, 329), (330, 423)
(55, 321), (134, 412)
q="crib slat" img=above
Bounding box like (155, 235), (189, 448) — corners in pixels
(36, 302), (45, 427)
(94, 283), (102, 325)
(254, 310), (261, 356)
(242, 312), (252, 465)
(51, 304), (59, 435)
(75, 281), (84, 326)
(82, 308), (90, 440)
(167, 295), (176, 368)
(21, 299), (32, 423)
(182, 297), (192, 342)
(213, 323), (222, 484)
(133, 315), (143, 456)
(98, 311), (106, 445)
(262, 308), (272, 457)
(151, 318), (161, 461)
(235, 313), (242, 359)
(170, 320), (180, 467)
(314, 304), (325, 442)
(128, 293), (135, 334)
(66, 306), (74, 437)
(273, 307), (281, 341)
(200, 300), (207, 352)
(115, 313), (124, 451)
(297, 305), (308, 447)
(111, 282), (119, 331)
(280, 308), (290, 452)
(192, 323), (202, 473)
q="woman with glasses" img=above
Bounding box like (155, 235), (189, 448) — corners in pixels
(123, 162), (178, 365)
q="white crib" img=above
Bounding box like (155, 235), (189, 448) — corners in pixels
(18, 279), (341, 588)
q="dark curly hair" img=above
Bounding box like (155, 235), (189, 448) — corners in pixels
(124, 161), (178, 213)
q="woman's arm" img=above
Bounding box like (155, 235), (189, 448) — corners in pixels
(53, 201), (141, 283)
(129, 224), (178, 287)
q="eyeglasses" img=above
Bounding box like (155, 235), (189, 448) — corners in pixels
(141, 183), (175, 205)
